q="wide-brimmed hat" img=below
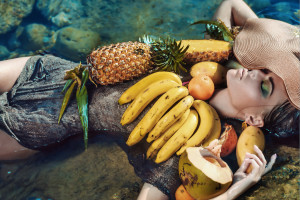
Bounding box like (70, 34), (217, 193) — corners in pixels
(233, 18), (300, 110)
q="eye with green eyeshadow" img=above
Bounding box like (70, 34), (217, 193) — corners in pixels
(261, 79), (273, 98)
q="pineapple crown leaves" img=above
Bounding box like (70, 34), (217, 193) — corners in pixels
(59, 62), (89, 150)
(143, 36), (189, 74)
(139, 35), (162, 45)
(191, 19), (235, 42)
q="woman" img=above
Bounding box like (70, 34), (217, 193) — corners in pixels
(0, 0), (298, 200)
(138, 0), (299, 199)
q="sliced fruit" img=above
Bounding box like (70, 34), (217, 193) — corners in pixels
(178, 147), (232, 200)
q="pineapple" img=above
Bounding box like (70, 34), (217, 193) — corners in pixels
(86, 37), (189, 85)
(180, 40), (232, 65)
(86, 37), (232, 85)
(87, 41), (152, 85)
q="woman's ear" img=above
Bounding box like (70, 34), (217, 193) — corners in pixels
(245, 114), (264, 127)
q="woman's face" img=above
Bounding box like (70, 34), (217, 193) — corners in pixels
(226, 68), (288, 117)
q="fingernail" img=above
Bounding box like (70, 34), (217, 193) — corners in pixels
(254, 145), (258, 149)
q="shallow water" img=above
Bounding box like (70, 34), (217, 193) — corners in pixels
(0, 0), (299, 200)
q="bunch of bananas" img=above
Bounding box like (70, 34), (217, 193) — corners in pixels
(119, 72), (222, 163)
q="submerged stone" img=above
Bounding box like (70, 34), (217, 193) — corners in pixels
(19, 23), (55, 51)
(36, 0), (84, 27)
(0, 45), (9, 60)
(0, 0), (35, 34)
(54, 26), (101, 61)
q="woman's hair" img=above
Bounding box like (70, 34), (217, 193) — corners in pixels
(264, 101), (299, 137)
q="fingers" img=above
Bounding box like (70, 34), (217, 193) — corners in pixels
(254, 145), (267, 166)
(244, 152), (263, 167)
(263, 153), (277, 175)
(248, 159), (262, 183)
(252, 145), (277, 175)
(237, 145), (277, 175)
(236, 157), (252, 173)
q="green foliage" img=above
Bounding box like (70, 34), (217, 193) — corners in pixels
(59, 63), (89, 150)
(150, 37), (189, 74)
(191, 19), (235, 42)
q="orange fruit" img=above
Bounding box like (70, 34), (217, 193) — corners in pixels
(175, 184), (195, 200)
(188, 75), (214, 100)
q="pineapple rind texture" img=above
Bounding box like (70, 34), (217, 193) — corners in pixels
(87, 41), (152, 85)
(184, 50), (232, 65)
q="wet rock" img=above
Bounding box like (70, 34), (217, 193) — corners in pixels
(110, 184), (141, 200)
(0, 135), (143, 200)
(0, 45), (10, 60)
(8, 26), (24, 50)
(0, 0), (35, 34)
(19, 23), (55, 51)
(36, 0), (84, 27)
(54, 26), (101, 61)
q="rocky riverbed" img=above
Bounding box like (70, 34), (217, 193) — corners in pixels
(0, 131), (298, 200)
(1, 0), (298, 62)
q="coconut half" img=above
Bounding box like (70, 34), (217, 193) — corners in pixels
(178, 147), (233, 200)
(187, 147), (232, 184)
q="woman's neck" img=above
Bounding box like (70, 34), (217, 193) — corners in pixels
(209, 88), (244, 120)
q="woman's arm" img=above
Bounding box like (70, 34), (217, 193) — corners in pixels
(212, 0), (258, 28)
(0, 57), (31, 94)
(137, 183), (169, 200)
(0, 129), (38, 160)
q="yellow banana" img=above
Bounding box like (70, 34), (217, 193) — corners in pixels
(146, 95), (194, 143)
(126, 86), (189, 146)
(146, 109), (190, 159)
(121, 79), (180, 125)
(155, 110), (199, 164)
(201, 105), (221, 147)
(118, 72), (182, 105)
(176, 100), (214, 155)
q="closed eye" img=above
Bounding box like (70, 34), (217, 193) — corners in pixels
(261, 77), (274, 98)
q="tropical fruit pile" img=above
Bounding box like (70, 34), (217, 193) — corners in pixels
(60, 37), (232, 149)
(119, 71), (223, 163)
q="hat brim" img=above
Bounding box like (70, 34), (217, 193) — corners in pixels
(233, 18), (300, 110)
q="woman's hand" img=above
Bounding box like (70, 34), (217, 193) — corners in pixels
(233, 145), (276, 183)
(227, 145), (277, 199)
(212, 145), (276, 200)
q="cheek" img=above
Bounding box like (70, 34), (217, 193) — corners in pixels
(227, 75), (262, 108)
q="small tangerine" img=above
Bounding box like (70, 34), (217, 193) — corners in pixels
(188, 75), (215, 100)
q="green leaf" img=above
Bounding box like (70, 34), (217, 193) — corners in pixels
(76, 82), (89, 150)
(191, 19), (234, 42)
(62, 79), (74, 93)
(81, 69), (89, 91)
(58, 81), (76, 124)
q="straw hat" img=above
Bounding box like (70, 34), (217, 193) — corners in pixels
(233, 18), (300, 110)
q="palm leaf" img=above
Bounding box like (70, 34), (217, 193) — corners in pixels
(191, 19), (234, 42)
(76, 69), (89, 150)
(58, 80), (76, 124)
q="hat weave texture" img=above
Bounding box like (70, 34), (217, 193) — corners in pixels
(233, 18), (300, 110)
